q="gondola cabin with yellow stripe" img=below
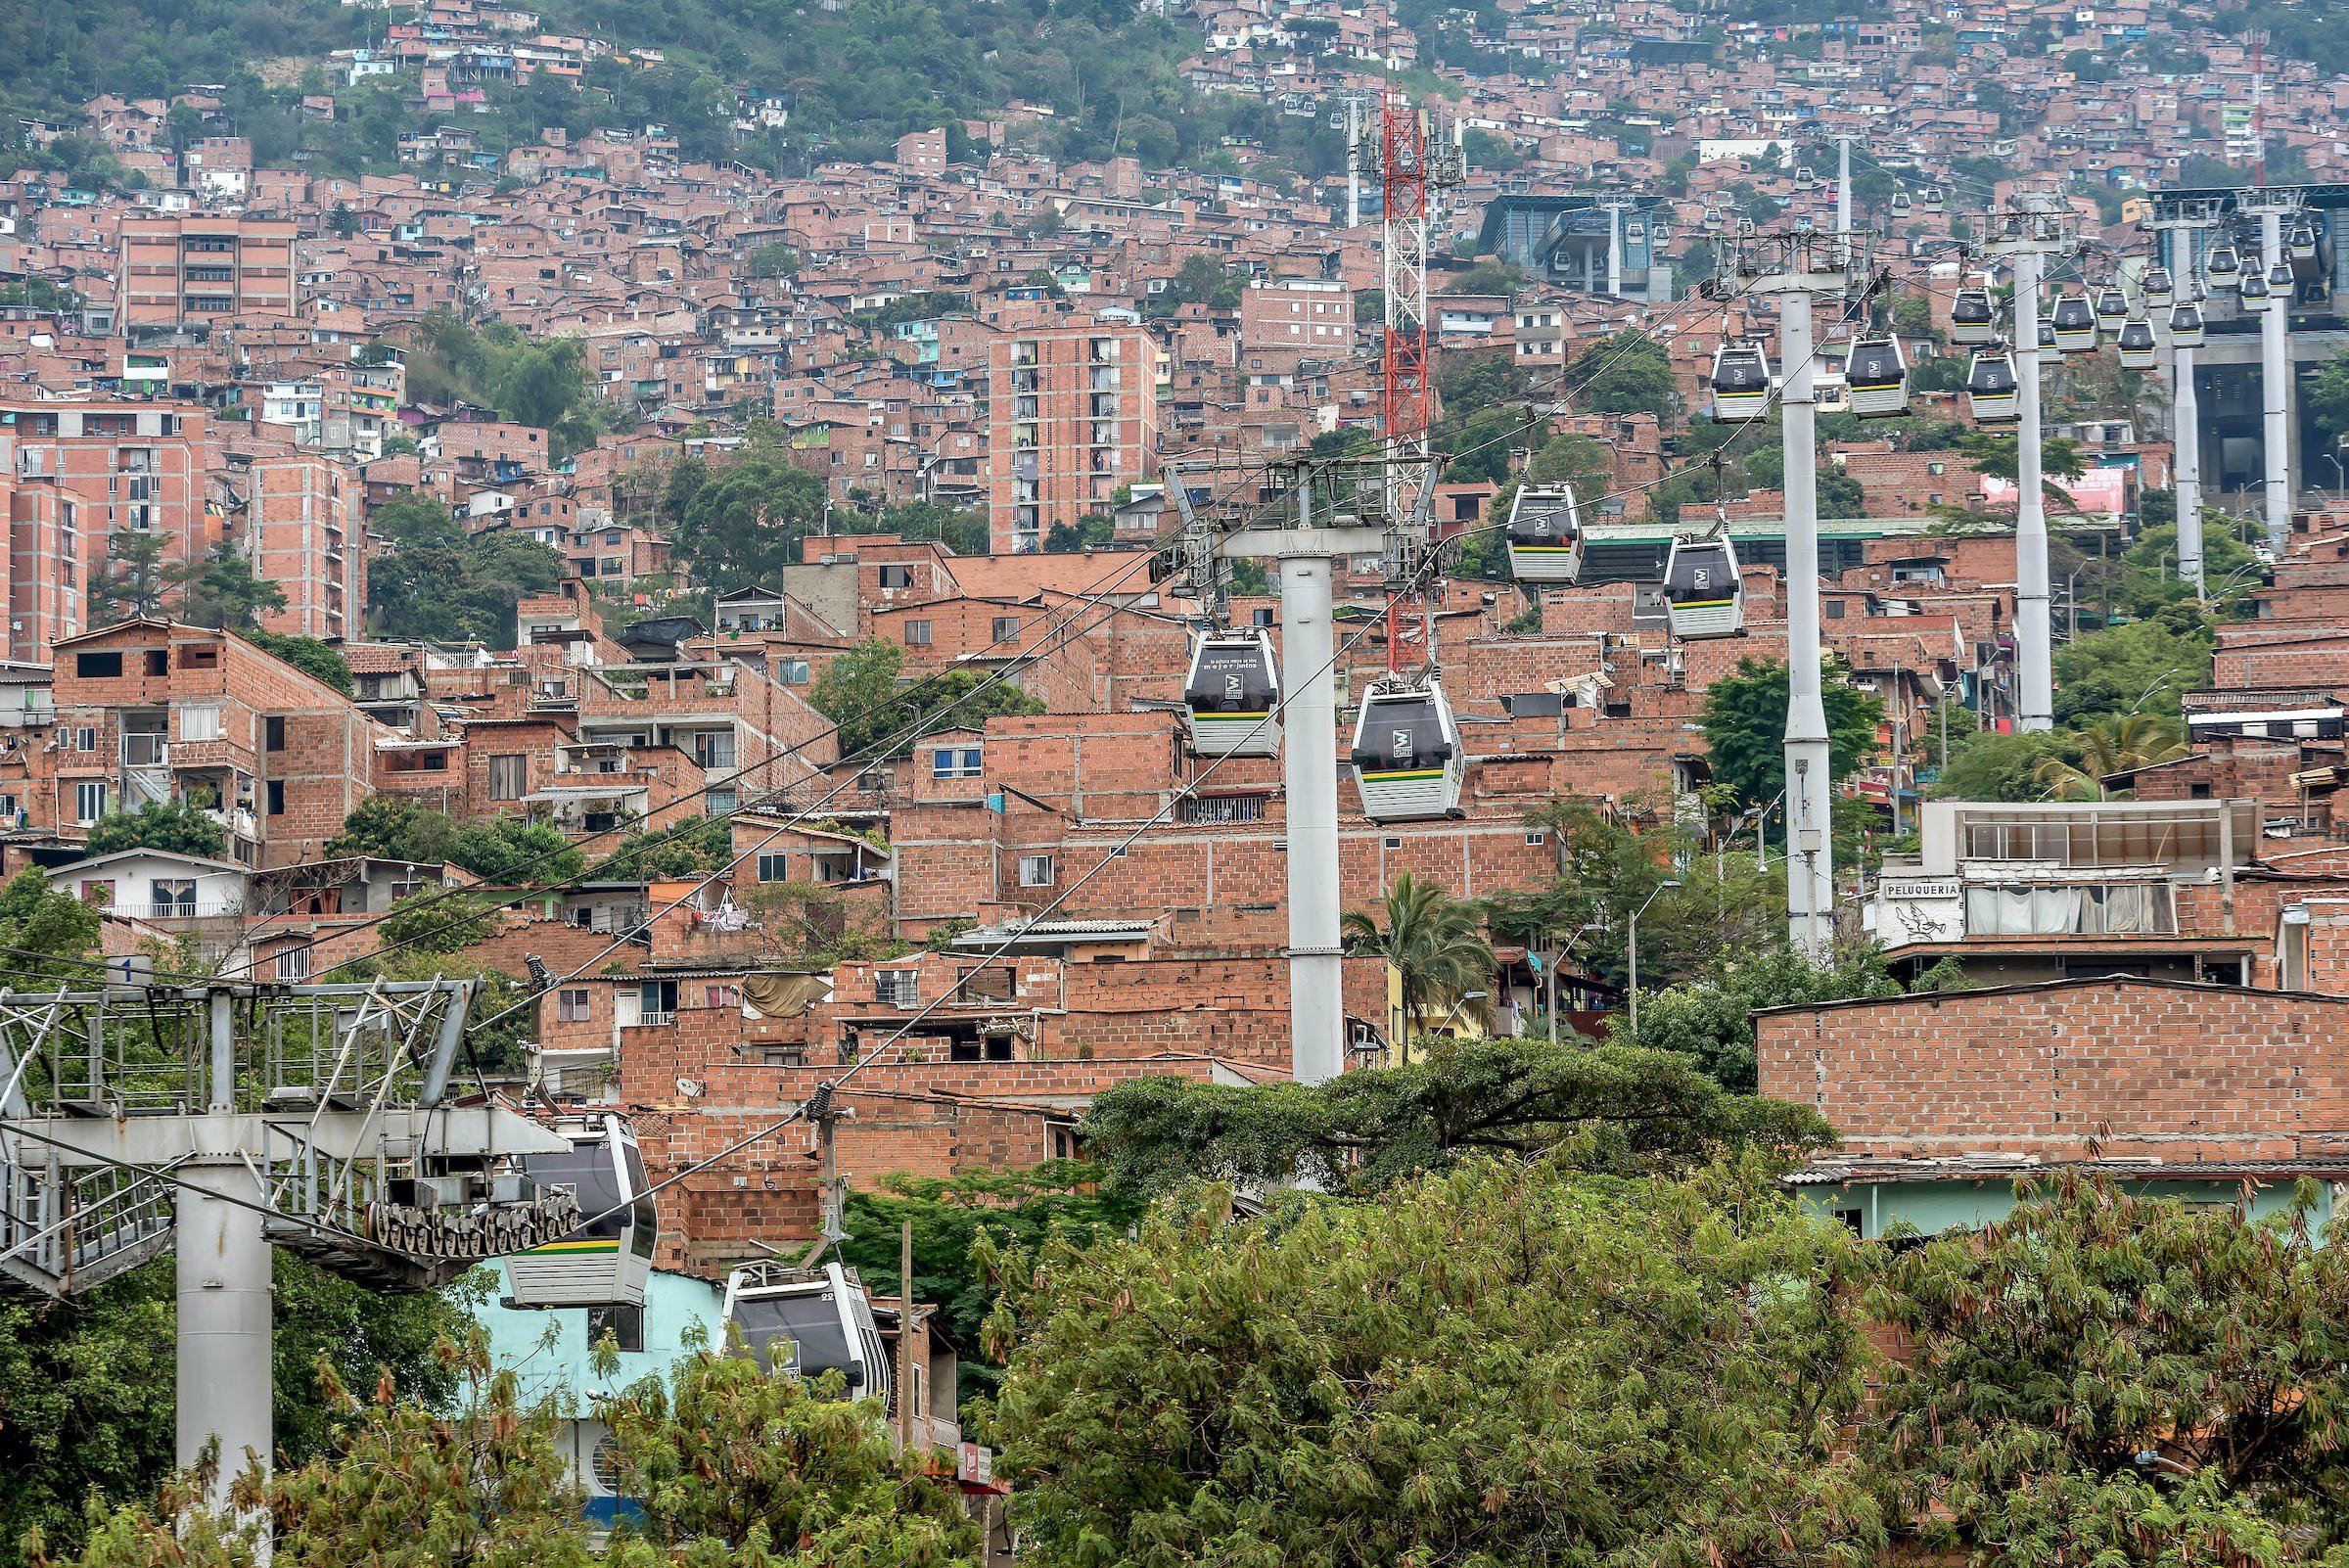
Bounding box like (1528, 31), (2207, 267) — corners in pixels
(1505, 484), (1584, 584)
(1183, 628), (1281, 758)
(1351, 680), (1465, 822)
(1663, 535), (1743, 640)
(501, 1114), (655, 1309)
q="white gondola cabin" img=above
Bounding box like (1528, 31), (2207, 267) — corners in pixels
(1662, 535), (1744, 640)
(1184, 628), (1281, 758)
(2036, 321), (2062, 366)
(2169, 300), (2205, 347)
(2050, 292), (2097, 352)
(1950, 287), (1995, 346)
(2115, 318), (2158, 369)
(2291, 223), (2320, 261)
(722, 1261), (894, 1406)
(2143, 265), (2174, 307)
(1710, 342), (1771, 422)
(1351, 682), (1465, 822)
(1846, 336), (1909, 418)
(502, 1114), (655, 1309)
(2206, 240), (2241, 282)
(1505, 485), (1585, 583)
(2094, 288), (2128, 330)
(1891, 189), (1911, 215)
(2239, 264), (2269, 303)
(1967, 348), (2019, 424)
(2267, 260), (2294, 298)
(1922, 186), (1947, 212)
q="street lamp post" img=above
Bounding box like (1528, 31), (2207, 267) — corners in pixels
(1625, 880), (1681, 1035)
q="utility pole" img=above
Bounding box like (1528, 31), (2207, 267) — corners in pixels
(1713, 231), (1859, 960)
(1987, 196), (2069, 733)
(1835, 135), (1853, 254)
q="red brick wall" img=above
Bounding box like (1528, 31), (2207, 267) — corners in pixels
(1755, 978), (2349, 1165)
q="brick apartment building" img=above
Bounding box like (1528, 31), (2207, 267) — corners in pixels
(0, 399), (214, 662)
(240, 453), (366, 640)
(118, 213), (297, 334)
(987, 323), (1156, 554)
(1238, 277), (1355, 355)
(45, 621), (391, 867)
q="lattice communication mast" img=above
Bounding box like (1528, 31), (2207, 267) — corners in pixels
(1380, 91), (1434, 495)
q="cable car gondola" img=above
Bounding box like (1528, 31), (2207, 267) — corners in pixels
(1626, 219), (1647, 244)
(1891, 189), (1912, 215)
(1950, 286), (1995, 346)
(722, 1261), (894, 1404)
(1710, 341), (1771, 422)
(1922, 186), (1947, 212)
(2143, 264), (2174, 307)
(1183, 628), (1281, 758)
(2169, 299), (2205, 347)
(1505, 484), (1585, 583)
(1967, 347), (2019, 424)
(2239, 264), (2270, 303)
(1351, 681), (1466, 822)
(2115, 318), (2158, 369)
(502, 1114), (655, 1309)
(2095, 288), (2128, 330)
(2267, 259), (2294, 299)
(1662, 534), (1744, 640)
(2291, 222), (2320, 261)
(1846, 335), (1910, 418)
(1794, 164), (1817, 189)
(2050, 292), (2097, 352)
(2206, 240), (2241, 282)
(2037, 320), (2062, 366)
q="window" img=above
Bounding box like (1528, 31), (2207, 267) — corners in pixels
(79, 880), (115, 908)
(878, 565), (914, 589)
(557, 989), (591, 1022)
(704, 984), (740, 1009)
(74, 782), (109, 823)
(488, 755), (527, 801)
(178, 645), (218, 669)
(275, 945), (312, 982)
(585, 1305), (643, 1354)
(933, 747), (983, 779)
(75, 652), (122, 679)
(150, 879), (198, 918)
(266, 780), (286, 815)
(696, 732), (736, 770)
(707, 789), (736, 816)
(1184, 794), (1264, 824)
(958, 965), (1015, 1002)
(777, 658), (810, 685)
(903, 620), (933, 646)
(874, 969), (919, 1006)
(180, 705), (221, 742)
(74, 727), (96, 753)
(1018, 853), (1054, 887)
(1527, 832), (1547, 846)
(757, 853), (790, 882)
(2189, 782), (2213, 800)
(992, 616), (1021, 643)
(1962, 883), (2177, 938)
(265, 716), (286, 752)
(144, 649), (167, 675)
(1823, 601), (1845, 620)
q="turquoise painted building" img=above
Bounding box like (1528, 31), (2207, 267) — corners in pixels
(1791, 1164), (2339, 1242)
(480, 1264), (726, 1526)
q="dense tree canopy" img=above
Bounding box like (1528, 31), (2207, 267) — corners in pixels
(671, 457), (830, 594)
(366, 494), (567, 647)
(1699, 655), (1886, 812)
(807, 638), (1045, 761)
(325, 798), (587, 886)
(79, 801), (229, 860)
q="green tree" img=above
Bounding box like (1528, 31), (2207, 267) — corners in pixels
(672, 457), (829, 594)
(325, 796), (458, 865)
(2030, 712), (2188, 801)
(1079, 1037), (1829, 1198)
(367, 494), (564, 646)
(1926, 727), (2081, 803)
(0, 865), (103, 983)
(1568, 329), (1677, 418)
(244, 631), (355, 696)
(376, 889), (496, 955)
(1611, 942), (1903, 1092)
(746, 243), (802, 277)
(177, 542), (286, 632)
(445, 816), (586, 885)
(80, 801), (229, 860)
(0, 1259), (477, 1566)
(985, 1158), (1874, 1565)
(82, 532), (174, 624)
(808, 638), (1045, 761)
(2309, 348), (2349, 448)
(1458, 127), (1521, 171)
(1340, 871), (1494, 1041)
(2050, 605), (2213, 726)
(1698, 655), (1886, 810)
(1871, 1173), (2349, 1562)
(591, 815), (736, 881)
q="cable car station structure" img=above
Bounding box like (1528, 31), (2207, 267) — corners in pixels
(0, 977), (619, 1512)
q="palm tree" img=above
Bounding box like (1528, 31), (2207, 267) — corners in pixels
(2032, 714), (2187, 802)
(1342, 872), (1496, 1051)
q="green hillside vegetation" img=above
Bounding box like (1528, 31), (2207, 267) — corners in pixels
(1, 0), (1350, 186)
